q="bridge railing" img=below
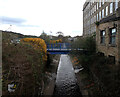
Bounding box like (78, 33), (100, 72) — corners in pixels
(47, 43), (71, 50)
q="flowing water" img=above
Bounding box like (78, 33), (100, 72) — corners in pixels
(53, 55), (82, 97)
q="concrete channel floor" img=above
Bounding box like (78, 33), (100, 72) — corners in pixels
(53, 54), (82, 97)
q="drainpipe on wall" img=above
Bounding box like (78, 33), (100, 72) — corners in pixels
(116, 7), (120, 65)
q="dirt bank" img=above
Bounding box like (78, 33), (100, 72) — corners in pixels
(70, 55), (89, 96)
(43, 54), (60, 96)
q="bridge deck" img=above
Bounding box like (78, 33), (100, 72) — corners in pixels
(47, 48), (83, 51)
(47, 43), (84, 54)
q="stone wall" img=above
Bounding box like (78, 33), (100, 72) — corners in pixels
(96, 8), (120, 65)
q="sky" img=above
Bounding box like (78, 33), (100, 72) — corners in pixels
(0, 0), (86, 37)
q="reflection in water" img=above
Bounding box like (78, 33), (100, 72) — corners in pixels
(53, 55), (82, 97)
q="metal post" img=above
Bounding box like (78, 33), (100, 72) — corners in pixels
(60, 43), (61, 50)
(54, 44), (55, 49)
(51, 44), (53, 50)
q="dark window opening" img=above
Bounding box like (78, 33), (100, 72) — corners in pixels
(109, 28), (116, 45)
(100, 30), (105, 44)
(97, 52), (105, 56)
(108, 55), (115, 64)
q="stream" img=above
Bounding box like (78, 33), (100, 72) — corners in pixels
(53, 54), (82, 97)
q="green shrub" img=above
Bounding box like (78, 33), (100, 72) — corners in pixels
(70, 35), (120, 96)
(83, 36), (96, 54)
(71, 36), (96, 54)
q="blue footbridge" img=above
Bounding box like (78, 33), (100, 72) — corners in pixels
(47, 43), (84, 54)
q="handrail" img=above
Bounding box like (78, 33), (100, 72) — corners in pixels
(47, 43), (71, 50)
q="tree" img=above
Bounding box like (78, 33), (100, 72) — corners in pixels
(56, 31), (64, 36)
(39, 31), (50, 44)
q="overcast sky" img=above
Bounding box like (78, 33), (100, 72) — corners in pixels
(0, 0), (86, 37)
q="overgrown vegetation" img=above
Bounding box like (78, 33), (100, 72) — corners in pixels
(71, 36), (96, 53)
(39, 31), (51, 44)
(70, 35), (120, 96)
(71, 36), (96, 70)
(2, 31), (48, 96)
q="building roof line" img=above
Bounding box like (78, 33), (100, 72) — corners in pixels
(99, 14), (120, 24)
(83, 0), (90, 11)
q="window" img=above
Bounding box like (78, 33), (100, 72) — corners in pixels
(97, 3), (98, 10)
(108, 55), (115, 64)
(90, 2), (92, 6)
(94, 26), (96, 32)
(93, 7), (94, 14)
(89, 30), (90, 34)
(109, 28), (116, 44)
(94, 5), (96, 12)
(110, 3), (113, 14)
(97, 13), (98, 21)
(99, 11), (101, 20)
(102, 9), (104, 18)
(99, 0), (101, 7)
(106, 6), (108, 16)
(91, 18), (92, 24)
(91, 9), (92, 15)
(91, 27), (92, 33)
(102, 0), (104, 5)
(100, 30), (105, 44)
(115, 0), (118, 11)
(94, 15), (96, 22)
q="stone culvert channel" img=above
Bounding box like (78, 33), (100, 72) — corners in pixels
(53, 54), (82, 97)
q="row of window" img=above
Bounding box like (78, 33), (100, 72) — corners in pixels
(85, 5), (110, 27)
(91, 0), (117, 8)
(97, 2), (117, 21)
(100, 28), (116, 45)
(84, 1), (118, 21)
(91, 5), (96, 15)
(84, 16), (96, 28)
(90, 0), (107, 6)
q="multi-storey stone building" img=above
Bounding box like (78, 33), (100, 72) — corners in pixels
(83, 0), (120, 65)
(83, 0), (97, 36)
(83, 0), (119, 36)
